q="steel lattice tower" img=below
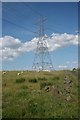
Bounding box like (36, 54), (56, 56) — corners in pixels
(32, 16), (54, 71)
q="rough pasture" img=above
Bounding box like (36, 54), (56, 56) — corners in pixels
(2, 70), (79, 118)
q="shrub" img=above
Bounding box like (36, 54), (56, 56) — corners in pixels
(16, 78), (25, 83)
(40, 82), (53, 89)
(29, 78), (37, 83)
(38, 77), (47, 81)
(72, 68), (76, 71)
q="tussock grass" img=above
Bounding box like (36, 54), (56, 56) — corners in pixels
(29, 78), (37, 83)
(16, 78), (25, 83)
(38, 77), (47, 81)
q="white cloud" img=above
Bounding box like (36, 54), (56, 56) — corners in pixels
(0, 33), (78, 61)
(0, 36), (38, 61)
(56, 60), (78, 70)
(1, 36), (22, 48)
(58, 65), (68, 69)
(47, 33), (78, 51)
(72, 61), (78, 68)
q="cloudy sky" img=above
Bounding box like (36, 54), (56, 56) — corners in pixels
(1, 2), (78, 70)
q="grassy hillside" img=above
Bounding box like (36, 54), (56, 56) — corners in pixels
(2, 70), (79, 119)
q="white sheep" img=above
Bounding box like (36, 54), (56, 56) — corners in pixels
(17, 72), (21, 76)
(2, 71), (6, 75)
(21, 71), (23, 74)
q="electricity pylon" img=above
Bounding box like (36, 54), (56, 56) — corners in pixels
(32, 16), (54, 71)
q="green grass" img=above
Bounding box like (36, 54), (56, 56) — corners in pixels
(40, 81), (53, 89)
(29, 78), (37, 83)
(2, 70), (79, 118)
(16, 78), (25, 83)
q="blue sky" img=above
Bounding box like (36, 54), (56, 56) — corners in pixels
(2, 2), (78, 70)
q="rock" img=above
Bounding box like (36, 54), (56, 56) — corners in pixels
(46, 89), (49, 92)
(68, 80), (72, 84)
(44, 86), (50, 92)
(66, 95), (72, 101)
(59, 91), (63, 95)
(50, 85), (59, 95)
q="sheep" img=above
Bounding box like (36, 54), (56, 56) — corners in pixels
(37, 70), (40, 72)
(21, 71), (23, 74)
(2, 71), (6, 75)
(17, 72), (21, 76)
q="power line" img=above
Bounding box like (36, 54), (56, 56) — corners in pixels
(3, 3), (43, 24)
(22, 3), (61, 32)
(23, 3), (43, 17)
(2, 18), (37, 34)
(2, 4), (42, 36)
(3, 3), (61, 34)
(2, 4), (60, 38)
(3, 4), (29, 19)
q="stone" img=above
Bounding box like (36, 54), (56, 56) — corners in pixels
(66, 95), (72, 101)
(50, 85), (58, 95)
(44, 86), (50, 92)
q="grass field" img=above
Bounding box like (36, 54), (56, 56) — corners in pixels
(2, 70), (79, 119)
